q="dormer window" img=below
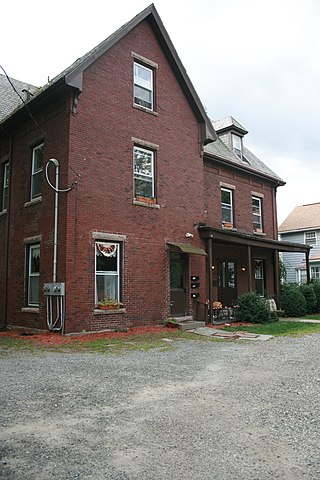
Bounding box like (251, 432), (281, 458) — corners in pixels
(232, 134), (242, 159)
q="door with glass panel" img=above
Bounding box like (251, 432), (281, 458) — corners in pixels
(170, 253), (186, 316)
(217, 259), (237, 306)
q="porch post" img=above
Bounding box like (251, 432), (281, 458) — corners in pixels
(208, 237), (213, 323)
(274, 250), (280, 304)
(306, 250), (310, 284)
(247, 245), (253, 292)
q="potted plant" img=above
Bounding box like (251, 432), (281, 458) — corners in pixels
(164, 318), (179, 328)
(98, 298), (121, 310)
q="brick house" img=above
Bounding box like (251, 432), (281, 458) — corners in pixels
(0, 5), (310, 333)
(279, 203), (320, 283)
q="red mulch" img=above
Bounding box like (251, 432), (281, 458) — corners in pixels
(0, 326), (172, 346)
(0, 323), (252, 346)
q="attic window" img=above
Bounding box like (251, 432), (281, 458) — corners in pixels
(232, 134), (242, 159)
(134, 62), (154, 111)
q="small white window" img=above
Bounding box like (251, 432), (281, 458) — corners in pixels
(221, 188), (233, 226)
(95, 242), (120, 304)
(133, 146), (154, 200)
(311, 266), (320, 279)
(232, 134), (242, 159)
(305, 231), (316, 245)
(2, 162), (9, 211)
(134, 62), (153, 110)
(31, 144), (44, 200)
(28, 244), (40, 306)
(252, 196), (263, 231)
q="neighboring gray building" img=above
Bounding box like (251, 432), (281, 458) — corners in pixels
(279, 203), (320, 283)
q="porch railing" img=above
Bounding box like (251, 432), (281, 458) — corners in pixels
(193, 299), (209, 323)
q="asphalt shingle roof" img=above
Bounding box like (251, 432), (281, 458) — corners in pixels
(204, 119), (284, 183)
(0, 74), (38, 122)
(279, 203), (320, 232)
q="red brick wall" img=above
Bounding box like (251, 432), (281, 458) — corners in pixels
(0, 98), (70, 330)
(204, 161), (277, 238)
(63, 19), (207, 332)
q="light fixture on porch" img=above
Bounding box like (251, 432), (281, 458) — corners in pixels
(241, 266), (246, 272)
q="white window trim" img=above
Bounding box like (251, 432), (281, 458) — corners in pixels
(133, 145), (155, 200)
(232, 134), (242, 159)
(31, 143), (44, 200)
(133, 61), (154, 111)
(95, 241), (121, 304)
(2, 161), (9, 211)
(221, 187), (233, 225)
(252, 196), (263, 231)
(27, 244), (40, 307)
(304, 231), (317, 245)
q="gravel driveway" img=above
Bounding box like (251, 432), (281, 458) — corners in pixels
(1, 334), (320, 479)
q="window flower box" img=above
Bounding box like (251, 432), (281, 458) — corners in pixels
(135, 195), (156, 204)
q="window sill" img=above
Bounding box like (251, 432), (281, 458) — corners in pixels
(253, 231), (266, 236)
(0, 209), (7, 217)
(21, 307), (39, 313)
(133, 103), (158, 116)
(133, 200), (160, 209)
(222, 224), (236, 230)
(94, 308), (126, 315)
(24, 196), (42, 208)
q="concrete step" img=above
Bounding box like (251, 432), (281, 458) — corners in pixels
(177, 320), (206, 331)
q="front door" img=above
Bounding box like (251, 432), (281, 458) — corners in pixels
(170, 252), (186, 316)
(218, 259), (237, 306)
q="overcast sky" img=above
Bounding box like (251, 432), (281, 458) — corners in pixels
(2, 0), (319, 224)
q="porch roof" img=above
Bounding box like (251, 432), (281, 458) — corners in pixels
(167, 242), (207, 256)
(198, 226), (311, 254)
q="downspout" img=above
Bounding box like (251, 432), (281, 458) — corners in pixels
(1, 136), (13, 330)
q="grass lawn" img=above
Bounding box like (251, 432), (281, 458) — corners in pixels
(222, 321), (320, 337)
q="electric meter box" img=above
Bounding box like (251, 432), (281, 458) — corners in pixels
(43, 282), (65, 296)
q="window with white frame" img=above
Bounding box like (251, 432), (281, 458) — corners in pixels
(232, 134), (242, 159)
(31, 143), (44, 200)
(305, 231), (316, 245)
(311, 266), (320, 280)
(221, 188), (233, 225)
(27, 244), (40, 306)
(133, 146), (154, 199)
(2, 162), (9, 211)
(134, 62), (154, 110)
(252, 196), (263, 231)
(95, 242), (120, 304)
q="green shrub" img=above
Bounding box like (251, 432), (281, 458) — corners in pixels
(281, 283), (307, 317)
(299, 283), (317, 314)
(235, 292), (277, 324)
(310, 280), (320, 313)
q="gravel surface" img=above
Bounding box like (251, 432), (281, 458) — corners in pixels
(1, 334), (320, 479)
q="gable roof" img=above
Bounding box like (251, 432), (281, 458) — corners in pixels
(204, 118), (285, 185)
(279, 203), (320, 233)
(0, 4), (216, 144)
(0, 74), (38, 122)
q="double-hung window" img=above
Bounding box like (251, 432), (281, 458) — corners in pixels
(27, 244), (40, 306)
(2, 162), (9, 211)
(252, 196), (263, 231)
(133, 146), (154, 200)
(134, 62), (154, 110)
(305, 231), (316, 245)
(95, 242), (120, 304)
(31, 143), (44, 200)
(221, 188), (233, 226)
(232, 134), (242, 159)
